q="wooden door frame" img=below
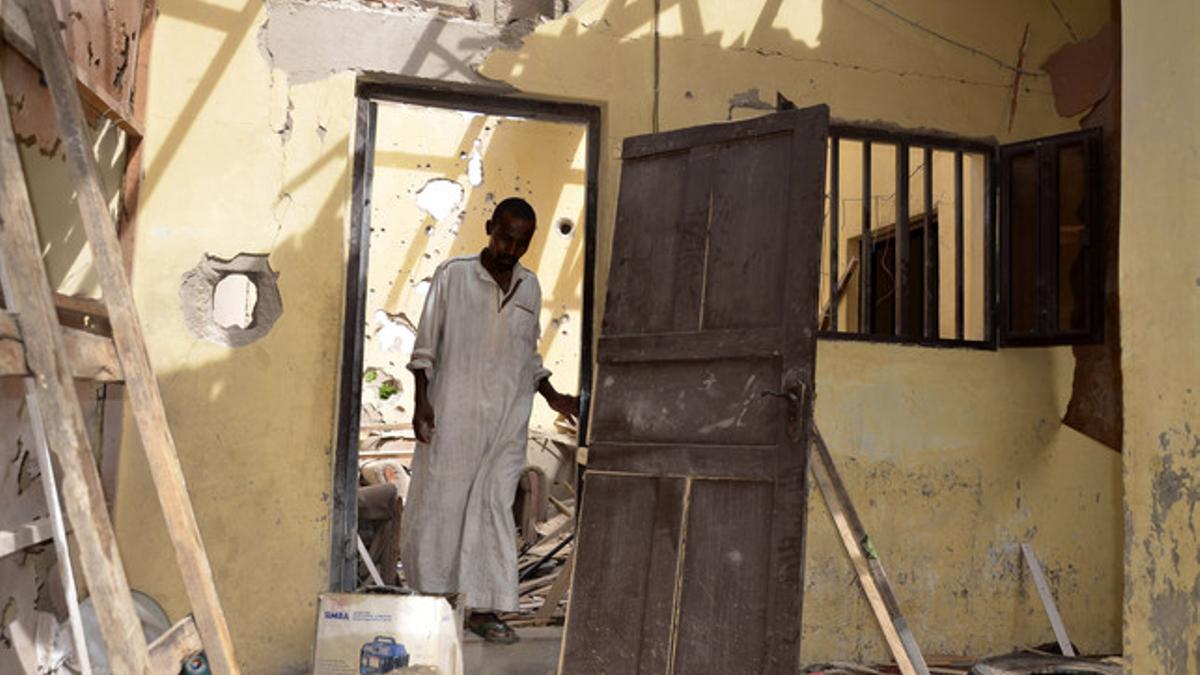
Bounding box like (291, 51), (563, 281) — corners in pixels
(330, 81), (602, 590)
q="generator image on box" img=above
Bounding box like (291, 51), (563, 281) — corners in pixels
(360, 635), (410, 674)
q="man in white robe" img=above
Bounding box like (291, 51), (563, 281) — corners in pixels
(402, 197), (578, 643)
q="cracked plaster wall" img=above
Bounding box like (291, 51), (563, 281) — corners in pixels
(116, 0), (1124, 670)
(1120, 1), (1200, 672)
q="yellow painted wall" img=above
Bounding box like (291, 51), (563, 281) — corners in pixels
(363, 103), (586, 434)
(1119, 1), (1200, 671)
(110, 0), (1128, 670)
(112, 1), (354, 671)
(480, 0), (1122, 662)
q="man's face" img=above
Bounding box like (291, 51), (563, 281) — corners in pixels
(485, 213), (535, 270)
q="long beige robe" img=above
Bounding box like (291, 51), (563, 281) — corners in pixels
(401, 254), (548, 611)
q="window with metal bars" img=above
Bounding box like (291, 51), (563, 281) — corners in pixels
(820, 125), (994, 347)
(818, 124), (1103, 349)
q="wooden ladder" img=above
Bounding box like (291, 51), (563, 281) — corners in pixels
(0, 0), (241, 672)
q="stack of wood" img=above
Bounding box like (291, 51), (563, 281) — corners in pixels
(504, 503), (575, 627)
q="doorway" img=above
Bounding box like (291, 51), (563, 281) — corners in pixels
(331, 84), (600, 628)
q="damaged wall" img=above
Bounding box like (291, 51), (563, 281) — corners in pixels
(363, 103), (585, 434)
(116, 0), (1122, 670)
(1119, 0), (1200, 672)
(476, 0), (1121, 662)
(110, 1), (354, 671)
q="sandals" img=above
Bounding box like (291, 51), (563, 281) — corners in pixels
(467, 612), (520, 645)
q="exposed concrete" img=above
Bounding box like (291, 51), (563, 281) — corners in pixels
(179, 253), (283, 347)
(261, 0), (511, 85)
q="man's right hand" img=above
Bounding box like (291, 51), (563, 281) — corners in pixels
(413, 402), (436, 444)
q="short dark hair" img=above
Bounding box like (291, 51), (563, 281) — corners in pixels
(491, 197), (536, 227)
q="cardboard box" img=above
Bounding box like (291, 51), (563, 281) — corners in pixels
(314, 592), (463, 675)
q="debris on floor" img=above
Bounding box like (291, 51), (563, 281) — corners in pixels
(800, 650), (1123, 675)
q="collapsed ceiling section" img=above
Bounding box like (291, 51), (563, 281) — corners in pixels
(260, 0), (582, 85)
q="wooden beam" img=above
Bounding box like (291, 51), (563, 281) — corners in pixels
(0, 68), (153, 674)
(0, 311), (124, 380)
(820, 257), (860, 331)
(0, 518), (55, 558)
(1, 0), (144, 138)
(811, 431), (930, 675)
(150, 616), (204, 674)
(533, 547), (575, 623)
(1021, 543), (1076, 657)
(25, 2), (241, 671)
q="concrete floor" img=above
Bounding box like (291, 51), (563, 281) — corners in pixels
(463, 626), (563, 675)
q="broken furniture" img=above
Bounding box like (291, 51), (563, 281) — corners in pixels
(0, 0), (240, 671)
(564, 106), (829, 672)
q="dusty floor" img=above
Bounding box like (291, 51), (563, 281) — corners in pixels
(463, 626), (563, 675)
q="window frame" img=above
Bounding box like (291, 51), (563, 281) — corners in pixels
(818, 123), (997, 350)
(998, 128), (1104, 346)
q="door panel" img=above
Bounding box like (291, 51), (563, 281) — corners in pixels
(564, 106), (828, 674)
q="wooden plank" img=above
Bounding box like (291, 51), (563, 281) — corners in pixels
(821, 257), (860, 331)
(623, 109), (802, 159)
(149, 616), (204, 674)
(0, 0), (144, 137)
(811, 431), (930, 675)
(357, 535), (384, 587)
(26, 391), (94, 674)
(0, 518), (55, 557)
(673, 480), (774, 673)
(532, 548), (575, 623)
(0, 312), (123, 380)
(1020, 543), (1076, 657)
(703, 132), (793, 331)
(0, 71), (153, 674)
(598, 328), (782, 363)
(560, 474), (684, 674)
(672, 146), (714, 331)
(24, 2), (241, 672)
(587, 443), (776, 481)
(118, 0), (157, 275)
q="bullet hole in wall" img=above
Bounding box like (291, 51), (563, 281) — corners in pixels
(556, 218), (575, 237)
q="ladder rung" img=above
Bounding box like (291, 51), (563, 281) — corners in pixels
(0, 518), (56, 558)
(150, 615), (204, 673)
(1, 311), (123, 381)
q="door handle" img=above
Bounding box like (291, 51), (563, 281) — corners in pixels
(760, 383), (808, 443)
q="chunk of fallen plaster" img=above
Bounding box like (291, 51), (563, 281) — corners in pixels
(416, 178), (464, 221)
(373, 310), (417, 354)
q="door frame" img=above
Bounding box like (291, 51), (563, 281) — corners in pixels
(329, 81), (602, 590)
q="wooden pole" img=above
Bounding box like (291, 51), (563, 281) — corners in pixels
(25, 1), (241, 671)
(811, 430), (930, 675)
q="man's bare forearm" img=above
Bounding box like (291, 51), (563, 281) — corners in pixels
(414, 369), (430, 408)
